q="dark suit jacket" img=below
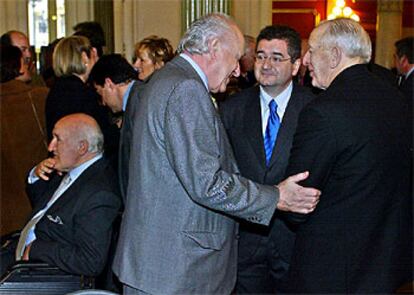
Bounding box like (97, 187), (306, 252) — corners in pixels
(285, 64), (413, 293)
(45, 75), (119, 155)
(400, 71), (413, 107)
(27, 157), (121, 276)
(220, 84), (313, 260)
(118, 80), (145, 202)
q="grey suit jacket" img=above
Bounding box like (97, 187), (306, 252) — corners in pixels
(113, 56), (279, 294)
(118, 79), (145, 201)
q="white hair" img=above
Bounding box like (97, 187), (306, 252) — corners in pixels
(177, 13), (239, 55)
(317, 18), (372, 63)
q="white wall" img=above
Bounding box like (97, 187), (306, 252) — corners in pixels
(114, 0), (182, 62)
(0, 0), (28, 36)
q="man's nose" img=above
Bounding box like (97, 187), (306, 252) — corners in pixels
(303, 51), (310, 66)
(48, 138), (56, 152)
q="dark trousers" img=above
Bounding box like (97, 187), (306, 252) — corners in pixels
(0, 238), (18, 277)
(235, 229), (291, 294)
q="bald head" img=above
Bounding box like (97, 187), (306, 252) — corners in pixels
(48, 114), (103, 172)
(2, 31), (32, 64)
(1, 31), (32, 81)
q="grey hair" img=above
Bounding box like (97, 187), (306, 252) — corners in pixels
(85, 124), (104, 153)
(177, 13), (239, 55)
(317, 18), (372, 63)
(75, 118), (104, 153)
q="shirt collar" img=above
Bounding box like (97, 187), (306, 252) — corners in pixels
(122, 80), (135, 112)
(405, 66), (414, 79)
(180, 53), (209, 90)
(68, 153), (103, 183)
(260, 81), (293, 117)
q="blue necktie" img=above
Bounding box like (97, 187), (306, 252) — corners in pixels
(264, 100), (280, 166)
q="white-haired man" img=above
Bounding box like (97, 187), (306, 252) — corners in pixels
(113, 13), (321, 295)
(284, 18), (412, 293)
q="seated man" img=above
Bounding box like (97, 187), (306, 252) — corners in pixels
(1, 113), (121, 277)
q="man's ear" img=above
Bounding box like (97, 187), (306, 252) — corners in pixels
(104, 77), (115, 89)
(400, 55), (409, 68)
(208, 38), (220, 59)
(292, 58), (301, 76)
(81, 51), (89, 66)
(78, 140), (89, 155)
(329, 46), (341, 68)
(91, 47), (98, 60)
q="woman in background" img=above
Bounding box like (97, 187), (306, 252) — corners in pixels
(45, 35), (118, 155)
(133, 35), (175, 81)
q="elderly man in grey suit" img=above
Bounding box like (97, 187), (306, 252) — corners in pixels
(113, 13), (321, 295)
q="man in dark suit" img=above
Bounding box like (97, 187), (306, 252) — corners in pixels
(285, 18), (412, 293)
(394, 37), (414, 104)
(0, 114), (121, 277)
(89, 54), (143, 201)
(113, 13), (321, 295)
(220, 25), (314, 294)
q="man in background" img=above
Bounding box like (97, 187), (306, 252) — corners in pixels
(220, 25), (314, 294)
(89, 53), (143, 201)
(73, 21), (106, 57)
(394, 36), (414, 103)
(1, 30), (33, 82)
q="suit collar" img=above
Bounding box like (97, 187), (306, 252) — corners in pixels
(244, 83), (307, 170)
(242, 86), (267, 165)
(179, 53), (208, 90)
(36, 157), (108, 216)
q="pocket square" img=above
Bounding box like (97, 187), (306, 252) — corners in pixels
(47, 214), (64, 225)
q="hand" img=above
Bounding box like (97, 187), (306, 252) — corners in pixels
(35, 158), (57, 180)
(22, 243), (32, 261)
(276, 171), (321, 214)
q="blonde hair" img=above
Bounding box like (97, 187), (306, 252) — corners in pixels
(53, 35), (92, 77)
(134, 35), (174, 66)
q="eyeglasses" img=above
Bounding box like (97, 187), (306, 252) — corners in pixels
(255, 53), (292, 66)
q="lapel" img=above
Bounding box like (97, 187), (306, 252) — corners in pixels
(44, 158), (105, 215)
(267, 84), (303, 170)
(242, 87), (267, 166)
(29, 176), (62, 219)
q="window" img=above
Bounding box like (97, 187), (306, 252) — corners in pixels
(28, 0), (65, 68)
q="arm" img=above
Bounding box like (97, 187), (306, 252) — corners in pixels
(164, 81), (319, 225)
(284, 103), (336, 223)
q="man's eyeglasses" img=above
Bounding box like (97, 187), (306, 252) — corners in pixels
(255, 53), (292, 66)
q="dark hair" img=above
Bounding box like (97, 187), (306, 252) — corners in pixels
(395, 37), (414, 64)
(0, 45), (22, 82)
(73, 21), (105, 57)
(0, 32), (12, 46)
(89, 53), (138, 86)
(256, 25), (302, 62)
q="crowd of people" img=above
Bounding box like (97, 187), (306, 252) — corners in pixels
(0, 14), (412, 294)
